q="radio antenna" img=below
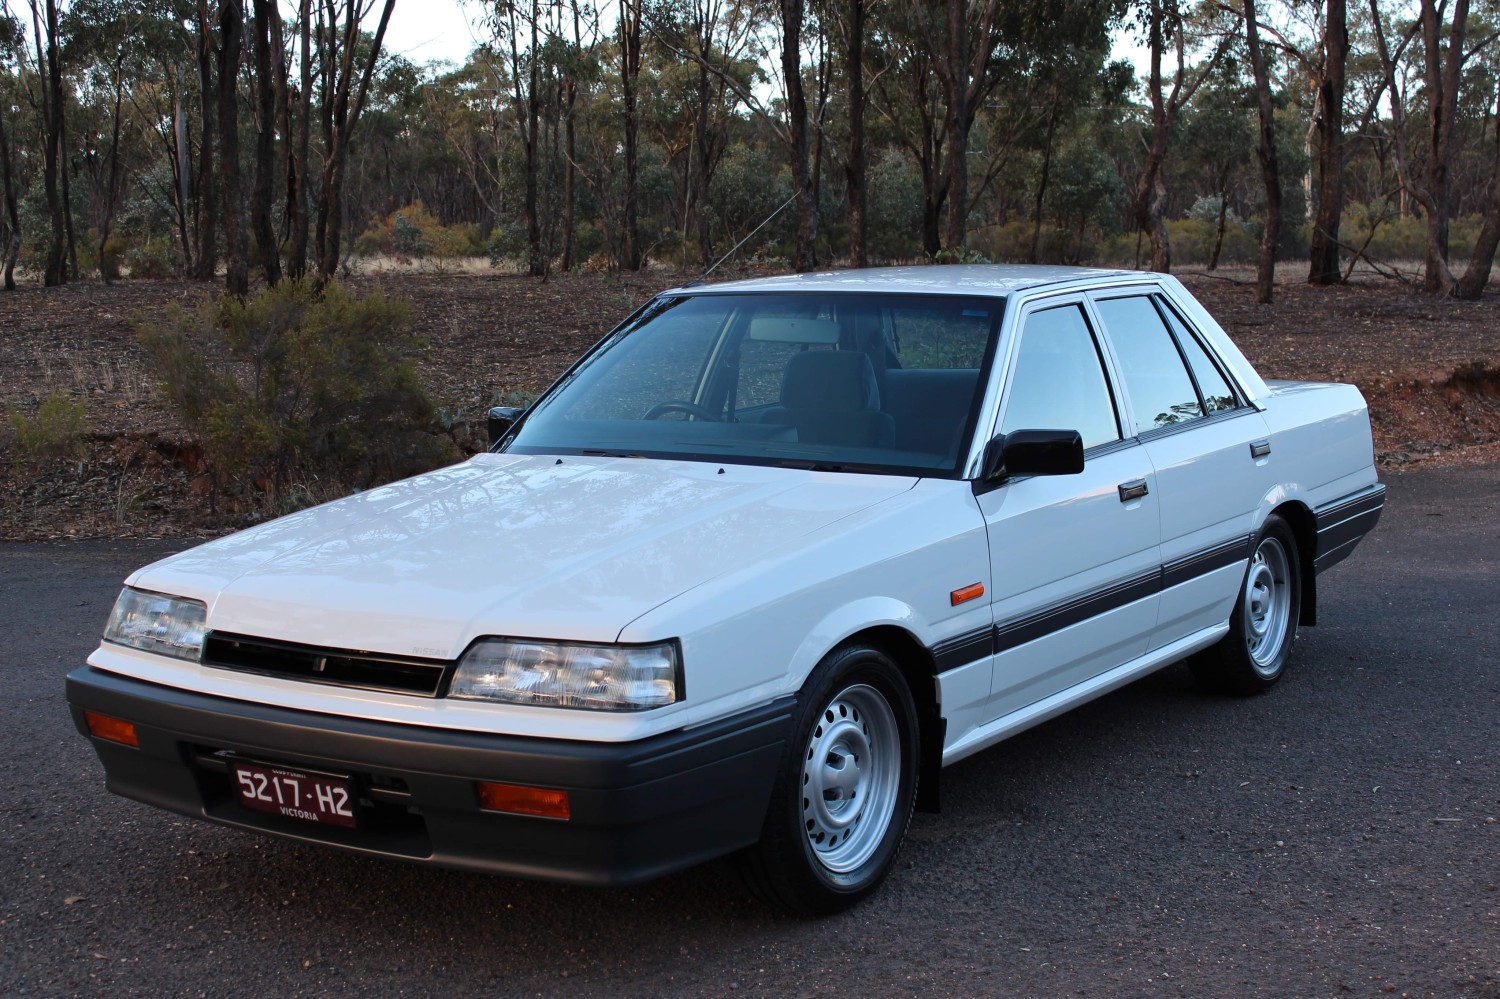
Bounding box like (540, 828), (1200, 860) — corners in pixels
(700, 190), (800, 281)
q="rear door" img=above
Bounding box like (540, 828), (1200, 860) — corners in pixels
(977, 298), (1163, 720)
(1088, 290), (1272, 651)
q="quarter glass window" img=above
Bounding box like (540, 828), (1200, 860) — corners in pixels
(1000, 304), (1120, 450)
(1158, 300), (1239, 413)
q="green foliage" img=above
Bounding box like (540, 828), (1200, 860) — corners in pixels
(7, 392), (88, 460)
(123, 236), (174, 278)
(136, 280), (454, 499)
(1163, 218), (1259, 266)
(972, 221), (1100, 266)
(865, 151), (924, 261)
(929, 247), (992, 265)
(355, 202), (486, 265)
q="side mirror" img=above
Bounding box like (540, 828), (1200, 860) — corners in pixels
(982, 429), (1084, 481)
(487, 406), (526, 448)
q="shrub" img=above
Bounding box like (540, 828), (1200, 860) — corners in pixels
(358, 201), (485, 267)
(1164, 218), (1258, 267)
(124, 237), (176, 278)
(137, 280), (455, 502)
(7, 392), (88, 461)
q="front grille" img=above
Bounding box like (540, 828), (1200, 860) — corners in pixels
(202, 632), (449, 696)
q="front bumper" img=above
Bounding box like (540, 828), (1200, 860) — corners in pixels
(67, 666), (792, 885)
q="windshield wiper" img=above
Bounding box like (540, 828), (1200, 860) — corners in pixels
(773, 458), (882, 474)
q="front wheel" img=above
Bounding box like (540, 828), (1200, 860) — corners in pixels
(739, 644), (919, 915)
(1190, 515), (1302, 696)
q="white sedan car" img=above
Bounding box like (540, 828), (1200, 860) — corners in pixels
(68, 266), (1384, 914)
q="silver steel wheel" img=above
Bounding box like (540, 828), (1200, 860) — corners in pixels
(1243, 535), (1293, 675)
(800, 683), (901, 874)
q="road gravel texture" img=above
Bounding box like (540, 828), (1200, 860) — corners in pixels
(1, 465), (1496, 998)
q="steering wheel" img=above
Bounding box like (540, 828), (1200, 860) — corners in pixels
(642, 400), (721, 421)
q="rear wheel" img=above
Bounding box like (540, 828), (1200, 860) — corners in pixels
(740, 644), (919, 915)
(1191, 515), (1301, 696)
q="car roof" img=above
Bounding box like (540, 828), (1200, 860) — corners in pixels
(665, 264), (1142, 297)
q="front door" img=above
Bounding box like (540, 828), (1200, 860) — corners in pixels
(977, 300), (1163, 720)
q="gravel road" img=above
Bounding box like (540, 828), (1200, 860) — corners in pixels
(2, 465), (1496, 998)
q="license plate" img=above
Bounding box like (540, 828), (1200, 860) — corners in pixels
(231, 761), (356, 828)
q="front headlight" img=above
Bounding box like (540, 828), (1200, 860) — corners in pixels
(449, 638), (681, 711)
(102, 587), (208, 661)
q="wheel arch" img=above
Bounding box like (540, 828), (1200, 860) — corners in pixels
(836, 625), (945, 815)
(1269, 499), (1318, 626)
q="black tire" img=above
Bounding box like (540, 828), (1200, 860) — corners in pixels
(739, 644), (919, 916)
(1190, 514), (1302, 696)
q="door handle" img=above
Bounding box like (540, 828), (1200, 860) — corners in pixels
(1249, 439), (1271, 459)
(1117, 479), (1149, 502)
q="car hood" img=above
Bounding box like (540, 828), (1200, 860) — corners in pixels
(131, 453), (916, 656)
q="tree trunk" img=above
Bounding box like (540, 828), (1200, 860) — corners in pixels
(1454, 75), (1500, 299)
(288, 0), (312, 279)
(219, 0), (249, 296)
(561, 80), (577, 271)
(1030, 91), (1059, 264)
(919, 120), (945, 258)
(96, 58), (128, 284)
(173, 68), (194, 273)
(251, 0), (282, 286)
(32, 0), (66, 286)
(619, 0), (643, 271)
(845, 0), (867, 267)
(1418, 0), (1469, 295)
(194, 0), (218, 282)
(1132, 2), (1172, 274)
(1307, 0), (1347, 285)
(692, 61), (713, 268)
(811, 31), (830, 262)
(782, 0), (817, 271)
(940, 0), (970, 253)
(1207, 167), (1229, 271)
(316, 0), (396, 284)
(1245, 0), (1280, 303)
(0, 94), (19, 290)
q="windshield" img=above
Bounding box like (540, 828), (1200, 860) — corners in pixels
(504, 292), (1005, 476)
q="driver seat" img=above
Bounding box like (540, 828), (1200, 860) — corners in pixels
(766, 351), (895, 448)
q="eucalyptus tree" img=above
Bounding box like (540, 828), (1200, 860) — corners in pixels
(646, 0), (821, 270)
(644, 0), (757, 268)
(250, 0), (283, 287)
(1306, 0), (1348, 285)
(312, 0), (397, 284)
(1129, 0), (1232, 273)
(1242, 0), (1280, 301)
(61, 0), (153, 282)
(0, 8), (24, 287)
(24, 0), (71, 283)
(869, 0), (1116, 257)
(1367, 0), (1500, 296)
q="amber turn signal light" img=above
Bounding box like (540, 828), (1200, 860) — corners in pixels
(476, 781), (571, 820)
(950, 582), (985, 606)
(83, 710), (139, 747)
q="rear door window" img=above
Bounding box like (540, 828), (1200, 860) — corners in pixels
(1093, 295), (1203, 435)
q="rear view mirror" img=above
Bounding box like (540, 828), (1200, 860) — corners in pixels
(982, 429), (1084, 481)
(487, 406), (526, 448)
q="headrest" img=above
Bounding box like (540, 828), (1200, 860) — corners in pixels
(780, 351), (881, 411)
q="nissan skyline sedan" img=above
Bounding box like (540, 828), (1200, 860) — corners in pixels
(67, 265), (1385, 914)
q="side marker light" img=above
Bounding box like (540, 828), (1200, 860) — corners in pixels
(950, 582), (985, 606)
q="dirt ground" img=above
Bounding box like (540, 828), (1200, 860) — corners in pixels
(1, 266), (1497, 541)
